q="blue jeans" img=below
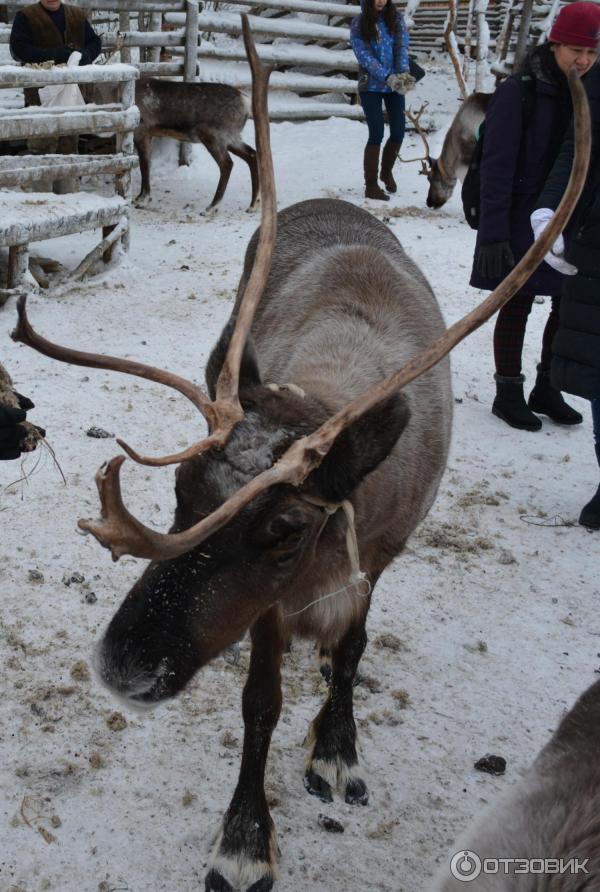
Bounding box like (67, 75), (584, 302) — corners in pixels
(592, 397), (600, 454)
(359, 91), (406, 146)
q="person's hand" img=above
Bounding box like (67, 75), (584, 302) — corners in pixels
(0, 394), (45, 460)
(477, 241), (515, 279)
(386, 72), (416, 94)
(67, 50), (82, 67)
(530, 207), (578, 276)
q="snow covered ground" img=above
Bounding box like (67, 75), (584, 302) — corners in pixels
(1, 60), (598, 892)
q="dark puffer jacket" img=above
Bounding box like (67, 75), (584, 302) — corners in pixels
(536, 64), (600, 401)
(470, 47), (573, 294)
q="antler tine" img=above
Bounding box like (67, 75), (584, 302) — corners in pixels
(400, 102), (432, 164)
(79, 447), (303, 561)
(214, 15), (276, 409)
(11, 295), (221, 467)
(11, 296), (212, 414)
(79, 68), (590, 563)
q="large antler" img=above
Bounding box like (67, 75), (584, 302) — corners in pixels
(399, 103), (433, 168)
(12, 15), (276, 470)
(63, 67), (590, 563)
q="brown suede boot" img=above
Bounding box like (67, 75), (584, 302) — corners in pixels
(364, 145), (389, 201)
(380, 139), (401, 193)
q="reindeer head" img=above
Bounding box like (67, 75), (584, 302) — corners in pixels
(93, 348), (409, 707)
(424, 157), (457, 209)
(11, 43), (591, 712)
(398, 104), (457, 209)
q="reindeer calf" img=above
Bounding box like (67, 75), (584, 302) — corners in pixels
(134, 79), (259, 213)
(433, 678), (600, 889)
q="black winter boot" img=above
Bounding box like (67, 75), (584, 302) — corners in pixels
(380, 139), (401, 193)
(579, 443), (600, 529)
(492, 374), (542, 431)
(527, 365), (583, 425)
(364, 145), (389, 201)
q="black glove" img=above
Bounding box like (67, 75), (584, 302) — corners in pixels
(0, 393), (43, 460)
(477, 241), (515, 279)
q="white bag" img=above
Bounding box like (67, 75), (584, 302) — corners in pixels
(38, 52), (85, 108)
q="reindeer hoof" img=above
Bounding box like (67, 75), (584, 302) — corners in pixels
(202, 205), (219, 219)
(319, 663), (332, 686)
(304, 770), (333, 803)
(134, 194), (151, 209)
(205, 869), (234, 892)
(345, 777), (369, 806)
(247, 877), (274, 892)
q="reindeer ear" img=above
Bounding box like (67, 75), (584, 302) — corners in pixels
(308, 394), (411, 503)
(205, 317), (261, 400)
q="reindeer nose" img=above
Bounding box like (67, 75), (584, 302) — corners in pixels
(92, 636), (170, 708)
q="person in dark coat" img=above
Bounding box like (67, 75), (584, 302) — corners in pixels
(471, 2), (600, 432)
(9, 0), (101, 67)
(350, 0), (414, 201)
(532, 62), (600, 529)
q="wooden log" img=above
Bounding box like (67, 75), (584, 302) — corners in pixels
(0, 155), (137, 186)
(513, 0), (534, 70)
(199, 69), (357, 93)
(169, 0), (359, 18)
(102, 29), (187, 47)
(181, 0), (200, 167)
(184, 0), (200, 81)
(73, 217), (128, 279)
(0, 63), (139, 86)
(148, 12), (162, 64)
(8, 0), (186, 9)
(0, 195), (127, 247)
(119, 10), (131, 63)
(7, 245), (28, 291)
(0, 106), (139, 141)
(136, 61), (185, 76)
(174, 41), (358, 71)
(168, 9), (349, 41)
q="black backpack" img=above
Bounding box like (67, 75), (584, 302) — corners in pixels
(461, 75), (537, 230)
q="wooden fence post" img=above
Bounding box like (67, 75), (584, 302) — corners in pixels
(180, 0), (199, 167)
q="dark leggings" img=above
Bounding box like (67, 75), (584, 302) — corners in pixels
(359, 90), (406, 146)
(494, 292), (560, 378)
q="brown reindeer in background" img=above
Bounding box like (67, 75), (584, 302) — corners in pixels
(12, 15), (590, 891)
(134, 79), (259, 214)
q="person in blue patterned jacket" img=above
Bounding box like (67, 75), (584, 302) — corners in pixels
(350, 0), (414, 201)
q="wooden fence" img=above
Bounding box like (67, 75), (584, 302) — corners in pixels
(1, 1), (549, 121)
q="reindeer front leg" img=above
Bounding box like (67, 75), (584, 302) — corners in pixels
(305, 611), (370, 807)
(134, 133), (152, 207)
(206, 607), (284, 892)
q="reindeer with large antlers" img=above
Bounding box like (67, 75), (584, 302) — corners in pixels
(403, 97), (491, 209)
(11, 13), (590, 891)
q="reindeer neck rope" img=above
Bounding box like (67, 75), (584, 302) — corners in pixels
(284, 496), (371, 618)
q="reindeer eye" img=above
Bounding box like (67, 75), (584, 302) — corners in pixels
(268, 529), (306, 567)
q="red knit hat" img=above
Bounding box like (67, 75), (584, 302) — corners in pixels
(549, 2), (600, 48)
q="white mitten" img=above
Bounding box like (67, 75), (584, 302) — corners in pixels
(386, 72), (415, 94)
(67, 51), (82, 67)
(530, 207), (578, 276)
